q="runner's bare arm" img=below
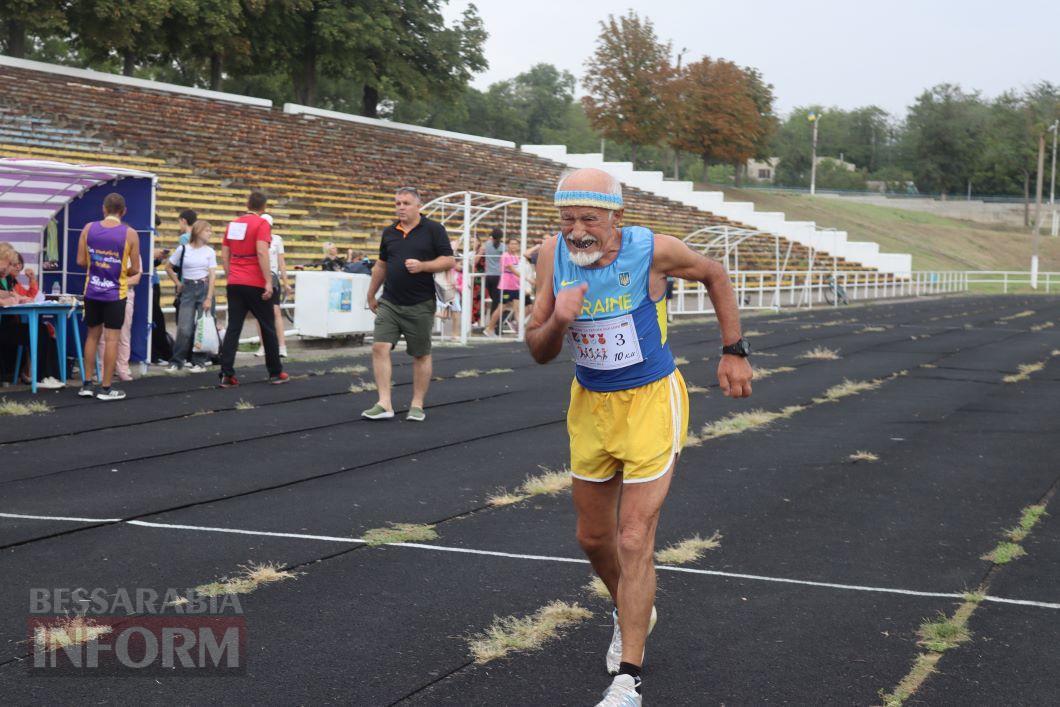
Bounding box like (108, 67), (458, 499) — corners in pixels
(366, 259), (386, 313)
(653, 234), (752, 398)
(76, 224), (89, 267)
(126, 227), (141, 276)
(526, 236), (586, 364)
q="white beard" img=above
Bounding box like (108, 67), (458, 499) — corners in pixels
(567, 249), (604, 267)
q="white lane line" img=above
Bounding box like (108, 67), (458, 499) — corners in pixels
(0, 512), (123, 523)
(126, 519), (366, 544)
(6, 512), (1059, 610)
(981, 595), (1060, 610)
(656, 564), (965, 599)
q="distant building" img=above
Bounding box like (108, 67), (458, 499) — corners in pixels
(745, 157), (779, 183)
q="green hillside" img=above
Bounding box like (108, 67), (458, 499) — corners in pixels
(713, 186), (1060, 273)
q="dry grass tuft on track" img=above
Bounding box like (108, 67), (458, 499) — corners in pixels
(234, 399), (255, 410)
(815, 378), (884, 403)
(753, 366), (795, 380)
(849, 450), (879, 463)
(468, 601), (592, 664)
(194, 562), (298, 597)
(683, 431), (704, 448)
(33, 616), (112, 652)
(330, 364), (368, 375)
(655, 532), (722, 565)
(980, 541), (1027, 564)
(519, 466), (572, 496)
(348, 380), (378, 393)
(362, 522), (438, 546)
(0, 398), (52, 416)
(1003, 361), (1046, 383)
(700, 406), (805, 440)
(487, 466), (572, 506)
(799, 346), (840, 360)
(1004, 504), (1048, 542)
(584, 576), (611, 601)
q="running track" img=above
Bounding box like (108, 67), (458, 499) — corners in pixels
(0, 294), (1058, 705)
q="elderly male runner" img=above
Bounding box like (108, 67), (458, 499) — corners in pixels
(526, 168), (753, 706)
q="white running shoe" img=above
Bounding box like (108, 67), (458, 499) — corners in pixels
(595, 674), (641, 706)
(606, 605), (657, 675)
(186, 364), (207, 373)
(37, 377), (64, 390)
(254, 346), (265, 357)
(280, 346), (288, 358)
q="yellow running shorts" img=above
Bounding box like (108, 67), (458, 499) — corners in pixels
(567, 369), (689, 484)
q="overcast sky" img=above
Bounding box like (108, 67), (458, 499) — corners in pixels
(444, 0), (1060, 118)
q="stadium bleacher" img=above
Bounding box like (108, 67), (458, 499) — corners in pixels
(0, 61), (885, 306)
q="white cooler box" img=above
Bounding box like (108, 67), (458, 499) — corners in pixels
(294, 271), (376, 337)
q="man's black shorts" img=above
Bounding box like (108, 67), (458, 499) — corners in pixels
(84, 298), (126, 330)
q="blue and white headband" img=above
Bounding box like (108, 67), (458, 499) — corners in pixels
(554, 190), (624, 210)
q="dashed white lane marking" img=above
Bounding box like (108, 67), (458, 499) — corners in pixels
(4, 512), (1058, 610)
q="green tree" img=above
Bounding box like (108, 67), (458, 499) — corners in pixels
(582, 11), (671, 166)
(357, 1), (487, 117)
(162, 0), (261, 90)
(0, 0), (65, 57)
(508, 63), (575, 144)
(901, 84), (989, 195)
(387, 62), (576, 145)
(68, 0), (175, 76)
(668, 57), (762, 180)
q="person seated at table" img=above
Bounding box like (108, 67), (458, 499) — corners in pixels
(0, 243), (41, 387)
(13, 253), (39, 299)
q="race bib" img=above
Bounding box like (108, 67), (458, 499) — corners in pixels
(568, 314), (643, 370)
(227, 222), (248, 241)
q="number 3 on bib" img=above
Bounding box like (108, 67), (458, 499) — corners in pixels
(567, 313), (644, 371)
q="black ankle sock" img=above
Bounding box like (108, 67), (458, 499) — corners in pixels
(618, 662), (642, 693)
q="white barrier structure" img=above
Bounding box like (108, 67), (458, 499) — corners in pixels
(522, 144), (913, 277)
(421, 191), (529, 344)
(670, 271), (970, 315)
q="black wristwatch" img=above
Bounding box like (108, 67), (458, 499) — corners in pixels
(722, 338), (751, 357)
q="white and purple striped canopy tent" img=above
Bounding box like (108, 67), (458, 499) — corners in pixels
(0, 158), (158, 362)
(0, 158), (156, 274)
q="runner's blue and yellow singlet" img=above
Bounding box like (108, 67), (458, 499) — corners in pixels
(553, 226), (675, 392)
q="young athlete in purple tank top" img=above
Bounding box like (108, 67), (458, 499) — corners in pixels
(84, 220), (130, 302)
(76, 193), (141, 401)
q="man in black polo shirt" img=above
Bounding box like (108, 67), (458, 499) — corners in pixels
(363, 187), (455, 422)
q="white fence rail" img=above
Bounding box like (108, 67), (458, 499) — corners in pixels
(671, 270), (970, 315)
(963, 271), (1059, 293)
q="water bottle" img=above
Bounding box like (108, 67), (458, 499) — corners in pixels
(51, 282), (61, 296)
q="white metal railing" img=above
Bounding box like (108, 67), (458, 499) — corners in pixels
(963, 271), (1058, 293)
(670, 270), (971, 315)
